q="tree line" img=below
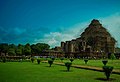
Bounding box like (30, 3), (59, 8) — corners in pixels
(0, 43), (50, 56)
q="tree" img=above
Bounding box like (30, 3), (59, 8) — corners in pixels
(37, 58), (41, 64)
(8, 48), (16, 56)
(0, 43), (50, 57)
(110, 53), (116, 60)
(37, 43), (50, 51)
(103, 66), (113, 80)
(8, 44), (16, 56)
(16, 48), (22, 56)
(31, 44), (40, 55)
(84, 59), (88, 64)
(31, 43), (50, 56)
(69, 58), (74, 62)
(24, 43), (31, 56)
(48, 60), (53, 67)
(9, 44), (16, 49)
(0, 43), (9, 56)
(36, 43), (50, 52)
(102, 60), (108, 66)
(65, 62), (72, 71)
(31, 44), (37, 55)
(16, 44), (24, 56)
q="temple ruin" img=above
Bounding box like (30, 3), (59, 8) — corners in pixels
(60, 19), (116, 58)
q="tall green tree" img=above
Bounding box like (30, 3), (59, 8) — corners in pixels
(8, 44), (16, 56)
(9, 44), (16, 49)
(37, 43), (50, 51)
(8, 48), (16, 56)
(0, 43), (9, 56)
(31, 43), (50, 56)
(16, 44), (24, 56)
(16, 48), (22, 56)
(24, 43), (31, 56)
(31, 44), (37, 55)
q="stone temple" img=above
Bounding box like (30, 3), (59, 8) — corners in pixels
(60, 19), (116, 58)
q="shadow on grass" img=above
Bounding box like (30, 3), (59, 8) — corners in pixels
(60, 70), (73, 72)
(95, 78), (116, 81)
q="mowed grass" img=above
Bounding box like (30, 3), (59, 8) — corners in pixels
(0, 62), (120, 82)
(55, 59), (120, 70)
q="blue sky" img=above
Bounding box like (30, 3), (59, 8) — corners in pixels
(0, 0), (120, 48)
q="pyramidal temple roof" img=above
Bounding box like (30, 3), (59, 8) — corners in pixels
(90, 19), (101, 25)
(80, 19), (116, 42)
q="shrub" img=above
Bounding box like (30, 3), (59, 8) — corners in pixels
(65, 62), (72, 71)
(102, 60), (108, 66)
(84, 59), (88, 64)
(37, 58), (41, 64)
(103, 66), (113, 80)
(31, 57), (35, 63)
(110, 53), (116, 60)
(69, 58), (74, 62)
(48, 60), (53, 67)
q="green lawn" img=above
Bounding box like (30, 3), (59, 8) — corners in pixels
(55, 59), (120, 70)
(0, 62), (120, 82)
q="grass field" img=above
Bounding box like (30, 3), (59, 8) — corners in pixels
(0, 61), (120, 82)
(55, 59), (120, 70)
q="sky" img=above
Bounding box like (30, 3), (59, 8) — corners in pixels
(0, 0), (120, 48)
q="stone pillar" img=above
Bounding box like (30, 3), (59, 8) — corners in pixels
(61, 42), (65, 51)
(65, 41), (70, 53)
(82, 41), (86, 51)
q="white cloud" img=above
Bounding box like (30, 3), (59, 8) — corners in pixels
(34, 12), (120, 48)
(33, 22), (88, 48)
